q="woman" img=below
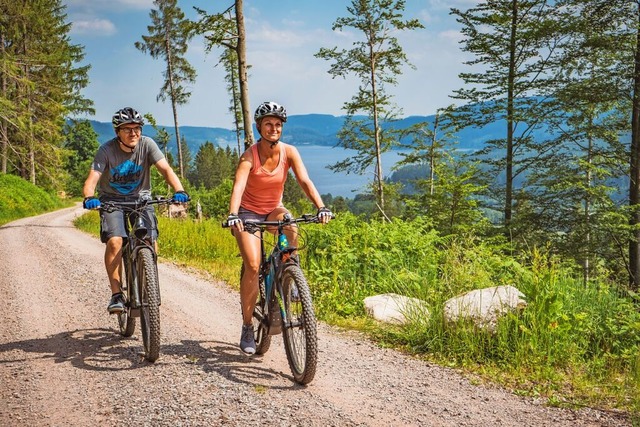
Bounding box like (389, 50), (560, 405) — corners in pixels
(226, 101), (332, 354)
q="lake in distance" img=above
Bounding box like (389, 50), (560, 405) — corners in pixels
(218, 141), (405, 198)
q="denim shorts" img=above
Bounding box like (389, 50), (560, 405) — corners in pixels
(100, 203), (158, 243)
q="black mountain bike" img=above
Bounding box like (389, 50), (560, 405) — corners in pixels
(224, 213), (329, 384)
(100, 197), (173, 362)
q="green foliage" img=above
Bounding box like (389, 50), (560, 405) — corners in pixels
(189, 179), (233, 219)
(303, 212), (441, 316)
(1, 0), (93, 189)
(62, 119), (99, 197)
(0, 174), (69, 226)
(135, 0), (196, 177)
(188, 142), (236, 189)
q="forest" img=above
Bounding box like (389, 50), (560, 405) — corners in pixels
(1, 0), (639, 416)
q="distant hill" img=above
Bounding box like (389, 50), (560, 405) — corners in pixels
(84, 112), (526, 156)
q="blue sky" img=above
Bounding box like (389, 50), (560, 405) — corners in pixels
(65, 0), (477, 129)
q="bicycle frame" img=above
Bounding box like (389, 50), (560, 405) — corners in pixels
(100, 197), (173, 362)
(245, 215), (316, 329)
(224, 213), (328, 384)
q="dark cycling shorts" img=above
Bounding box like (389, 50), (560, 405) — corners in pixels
(100, 203), (158, 243)
(238, 206), (290, 235)
(238, 206), (271, 223)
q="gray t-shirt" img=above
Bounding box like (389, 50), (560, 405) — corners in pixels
(91, 135), (165, 200)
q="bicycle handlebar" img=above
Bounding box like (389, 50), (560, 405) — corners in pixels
(98, 197), (175, 213)
(221, 213), (335, 229)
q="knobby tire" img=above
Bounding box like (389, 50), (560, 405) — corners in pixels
(253, 269), (272, 354)
(118, 255), (136, 337)
(138, 247), (161, 362)
(281, 263), (318, 385)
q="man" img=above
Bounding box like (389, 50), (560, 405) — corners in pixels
(82, 107), (189, 313)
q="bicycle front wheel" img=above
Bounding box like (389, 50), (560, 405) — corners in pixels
(281, 263), (318, 385)
(118, 258), (135, 337)
(138, 247), (161, 362)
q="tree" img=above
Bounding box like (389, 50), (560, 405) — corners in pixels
(315, 0), (423, 216)
(136, 0), (196, 179)
(190, 142), (236, 189)
(193, 1), (254, 150)
(451, 0), (564, 234)
(63, 119), (99, 197)
(0, 0), (93, 189)
(533, 0), (630, 284)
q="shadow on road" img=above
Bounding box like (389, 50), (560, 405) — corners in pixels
(0, 328), (157, 371)
(162, 339), (304, 390)
(0, 329), (303, 388)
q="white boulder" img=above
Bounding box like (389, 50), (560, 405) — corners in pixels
(444, 285), (527, 332)
(363, 293), (430, 325)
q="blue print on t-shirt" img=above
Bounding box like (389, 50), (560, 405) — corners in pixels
(110, 160), (143, 194)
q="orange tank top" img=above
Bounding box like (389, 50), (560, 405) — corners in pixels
(240, 142), (290, 214)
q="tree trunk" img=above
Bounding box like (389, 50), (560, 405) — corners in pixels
(628, 3), (640, 291)
(369, 43), (384, 214)
(504, 0), (518, 231)
(164, 31), (184, 178)
(235, 0), (254, 150)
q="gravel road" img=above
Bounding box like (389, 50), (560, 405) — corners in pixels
(0, 205), (630, 426)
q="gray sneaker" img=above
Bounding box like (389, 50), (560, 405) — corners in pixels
(240, 324), (256, 355)
(107, 293), (125, 314)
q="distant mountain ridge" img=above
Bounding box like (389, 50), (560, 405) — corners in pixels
(86, 112), (513, 155)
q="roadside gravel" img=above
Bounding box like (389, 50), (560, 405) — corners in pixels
(0, 205), (630, 426)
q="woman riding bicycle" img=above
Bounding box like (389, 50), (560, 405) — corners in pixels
(226, 101), (332, 355)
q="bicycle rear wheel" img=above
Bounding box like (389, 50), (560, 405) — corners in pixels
(253, 269), (271, 354)
(281, 263), (317, 385)
(138, 247), (161, 362)
(118, 258), (135, 337)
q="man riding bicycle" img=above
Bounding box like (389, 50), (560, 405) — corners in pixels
(82, 107), (189, 314)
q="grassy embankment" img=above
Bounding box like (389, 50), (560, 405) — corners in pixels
(4, 174), (639, 419)
(0, 174), (73, 226)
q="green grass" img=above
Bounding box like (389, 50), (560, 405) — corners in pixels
(0, 174), (72, 226)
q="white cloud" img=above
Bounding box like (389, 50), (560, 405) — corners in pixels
(70, 19), (117, 36)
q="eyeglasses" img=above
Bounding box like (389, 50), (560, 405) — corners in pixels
(119, 127), (142, 135)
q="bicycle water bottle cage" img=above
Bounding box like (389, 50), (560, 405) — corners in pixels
(134, 216), (147, 239)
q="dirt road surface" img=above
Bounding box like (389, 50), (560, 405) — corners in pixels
(0, 205), (630, 426)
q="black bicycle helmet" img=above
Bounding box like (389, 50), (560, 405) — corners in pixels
(112, 107), (145, 129)
(254, 101), (287, 123)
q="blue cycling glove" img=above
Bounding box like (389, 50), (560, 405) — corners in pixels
(83, 197), (100, 210)
(172, 191), (190, 203)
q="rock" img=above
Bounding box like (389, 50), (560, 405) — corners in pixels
(363, 293), (430, 324)
(443, 285), (527, 332)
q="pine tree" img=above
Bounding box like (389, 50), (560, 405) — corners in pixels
(193, 1), (254, 149)
(136, 0), (196, 179)
(451, 0), (564, 234)
(315, 0), (423, 216)
(0, 0), (92, 189)
(63, 119), (99, 197)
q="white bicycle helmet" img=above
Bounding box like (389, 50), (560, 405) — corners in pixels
(112, 107), (145, 129)
(254, 101), (287, 123)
